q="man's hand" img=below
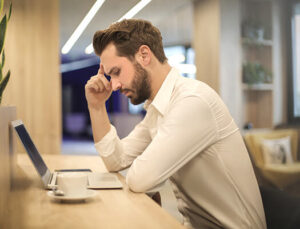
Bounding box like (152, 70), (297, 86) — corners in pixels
(85, 64), (112, 110)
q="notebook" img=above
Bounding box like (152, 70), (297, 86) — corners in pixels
(11, 120), (123, 190)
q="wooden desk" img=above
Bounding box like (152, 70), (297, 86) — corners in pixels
(4, 153), (185, 229)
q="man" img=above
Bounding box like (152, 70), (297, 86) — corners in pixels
(85, 19), (266, 229)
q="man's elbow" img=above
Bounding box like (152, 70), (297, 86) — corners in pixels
(126, 174), (149, 193)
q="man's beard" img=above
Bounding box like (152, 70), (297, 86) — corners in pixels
(122, 61), (151, 105)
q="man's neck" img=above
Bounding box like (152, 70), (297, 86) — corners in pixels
(148, 62), (172, 102)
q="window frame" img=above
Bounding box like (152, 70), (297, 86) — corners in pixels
(287, 0), (300, 123)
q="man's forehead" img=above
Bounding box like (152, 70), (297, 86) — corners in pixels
(100, 43), (117, 60)
(102, 64), (119, 75)
(100, 44), (119, 73)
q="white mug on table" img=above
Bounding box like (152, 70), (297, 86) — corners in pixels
(56, 172), (88, 197)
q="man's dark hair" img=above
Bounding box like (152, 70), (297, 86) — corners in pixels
(93, 19), (167, 63)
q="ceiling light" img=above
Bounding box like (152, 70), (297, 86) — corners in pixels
(62, 0), (106, 54)
(85, 43), (94, 55)
(85, 0), (152, 55)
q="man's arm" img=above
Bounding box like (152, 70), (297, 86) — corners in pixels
(85, 65), (112, 143)
(88, 105), (111, 143)
(95, 118), (152, 172)
(87, 65), (152, 172)
(126, 96), (219, 192)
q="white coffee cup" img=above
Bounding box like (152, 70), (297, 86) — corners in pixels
(56, 172), (88, 197)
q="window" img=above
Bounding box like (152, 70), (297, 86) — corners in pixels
(164, 45), (196, 79)
(289, 2), (300, 122)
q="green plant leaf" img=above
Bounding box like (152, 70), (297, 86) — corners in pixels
(0, 14), (7, 54)
(8, 2), (12, 21)
(0, 0), (4, 16)
(1, 49), (5, 68)
(0, 65), (2, 81)
(0, 69), (10, 104)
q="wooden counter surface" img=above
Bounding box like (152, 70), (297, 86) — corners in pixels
(4, 153), (185, 229)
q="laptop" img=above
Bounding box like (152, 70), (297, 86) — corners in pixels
(11, 120), (123, 190)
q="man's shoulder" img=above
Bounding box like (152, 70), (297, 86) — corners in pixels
(172, 76), (213, 99)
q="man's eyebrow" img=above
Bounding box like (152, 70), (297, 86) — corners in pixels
(107, 67), (119, 75)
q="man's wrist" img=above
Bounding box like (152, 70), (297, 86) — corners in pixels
(88, 103), (106, 112)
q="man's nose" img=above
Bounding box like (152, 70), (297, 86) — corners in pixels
(111, 79), (121, 91)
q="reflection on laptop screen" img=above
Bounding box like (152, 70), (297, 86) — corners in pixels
(14, 124), (48, 177)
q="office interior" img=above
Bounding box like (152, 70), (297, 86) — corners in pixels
(1, 0), (300, 228)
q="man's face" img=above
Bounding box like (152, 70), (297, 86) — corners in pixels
(100, 43), (151, 105)
(126, 61), (151, 105)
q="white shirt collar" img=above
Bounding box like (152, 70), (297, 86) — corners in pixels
(144, 67), (179, 116)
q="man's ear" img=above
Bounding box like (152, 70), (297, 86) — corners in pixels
(136, 45), (151, 66)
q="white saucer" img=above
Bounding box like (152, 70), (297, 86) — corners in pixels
(47, 190), (97, 202)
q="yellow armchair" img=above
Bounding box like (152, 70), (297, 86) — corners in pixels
(244, 129), (300, 189)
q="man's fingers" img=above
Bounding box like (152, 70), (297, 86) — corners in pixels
(94, 74), (111, 91)
(86, 75), (111, 92)
(98, 64), (104, 75)
(95, 65), (111, 91)
(101, 76), (111, 90)
(85, 82), (99, 92)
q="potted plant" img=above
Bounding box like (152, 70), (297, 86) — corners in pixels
(242, 61), (272, 85)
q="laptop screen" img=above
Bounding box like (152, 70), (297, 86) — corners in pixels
(13, 123), (48, 177)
